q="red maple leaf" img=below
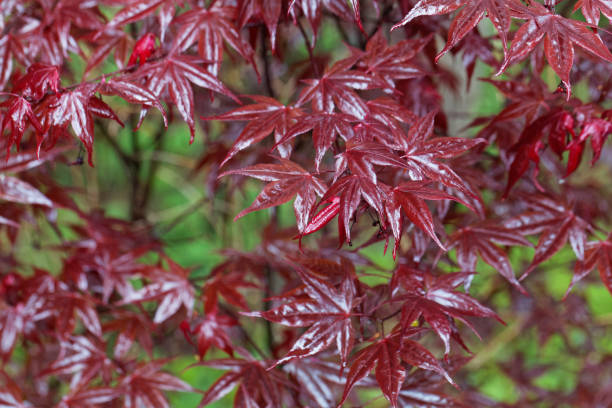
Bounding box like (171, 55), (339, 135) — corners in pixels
(120, 256), (195, 324)
(207, 96), (303, 167)
(574, 0), (612, 25)
(195, 352), (292, 407)
(390, 267), (503, 356)
(130, 55), (240, 142)
(237, 0), (282, 51)
(567, 234), (612, 296)
(128, 33), (157, 66)
(173, 3), (256, 77)
(400, 111), (485, 201)
(245, 265), (357, 367)
(497, 1), (612, 97)
(447, 222), (532, 293)
(504, 194), (590, 280)
(338, 329), (454, 408)
(221, 159), (327, 234)
(296, 57), (389, 119)
(118, 360), (196, 407)
(392, 0), (512, 61)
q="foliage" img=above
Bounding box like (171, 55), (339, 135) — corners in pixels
(1, 0), (612, 407)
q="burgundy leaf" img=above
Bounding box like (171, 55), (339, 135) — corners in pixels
(131, 55), (240, 142)
(245, 265), (356, 366)
(222, 159), (327, 233)
(128, 32), (157, 66)
(207, 96), (303, 166)
(173, 3), (256, 77)
(12, 63), (60, 101)
(448, 222), (531, 292)
(0, 175), (53, 207)
(497, 2), (612, 97)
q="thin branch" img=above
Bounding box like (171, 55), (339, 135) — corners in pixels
(260, 27), (277, 99)
(156, 195), (211, 236)
(296, 18), (320, 77)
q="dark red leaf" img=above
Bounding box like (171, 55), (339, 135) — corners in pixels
(207, 96), (303, 167)
(221, 159), (327, 233)
(128, 33), (156, 66)
(0, 175), (53, 207)
(245, 265), (356, 367)
(131, 55), (240, 142)
(497, 2), (612, 97)
(12, 63), (59, 101)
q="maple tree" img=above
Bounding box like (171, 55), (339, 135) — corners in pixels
(1, 0), (611, 407)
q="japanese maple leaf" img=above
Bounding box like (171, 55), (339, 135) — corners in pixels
(0, 34), (28, 91)
(128, 33), (156, 66)
(237, 0), (282, 51)
(100, 78), (167, 126)
(41, 336), (114, 389)
(35, 84), (123, 165)
(246, 266), (356, 367)
(481, 77), (558, 125)
(338, 329), (453, 408)
(569, 115), (612, 168)
(317, 174), (386, 245)
(102, 310), (154, 358)
(390, 268), (503, 356)
(118, 360), (195, 408)
(202, 262), (259, 312)
(0, 175), (53, 207)
(334, 140), (409, 183)
(284, 356), (345, 407)
(19, 1), (103, 65)
(207, 95), (303, 167)
(186, 307), (237, 359)
(447, 222), (531, 292)
(57, 386), (120, 408)
(131, 55), (240, 143)
(497, 1), (612, 97)
(0, 371), (28, 408)
(0, 96), (43, 156)
(221, 159), (327, 233)
(400, 112), (486, 200)
(567, 235), (612, 296)
(398, 363), (465, 407)
(289, 0), (363, 41)
(274, 112), (356, 171)
(49, 290), (102, 338)
(366, 97), (417, 134)
(84, 29), (132, 76)
(62, 246), (151, 304)
(0, 304), (25, 362)
(573, 0), (612, 26)
(502, 110), (577, 194)
(391, 0), (512, 61)
(12, 63), (59, 101)
(173, 3), (256, 77)
(384, 181), (469, 258)
(121, 257), (195, 324)
(105, 0), (172, 29)
(0, 272), (59, 360)
(504, 194), (589, 280)
(456, 32), (498, 89)
(296, 57), (389, 119)
(196, 355), (290, 407)
(354, 31), (429, 86)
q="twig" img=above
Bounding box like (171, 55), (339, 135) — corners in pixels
(156, 195), (211, 236)
(260, 27), (277, 99)
(296, 19), (320, 77)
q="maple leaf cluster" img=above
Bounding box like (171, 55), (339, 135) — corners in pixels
(1, 0), (611, 407)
